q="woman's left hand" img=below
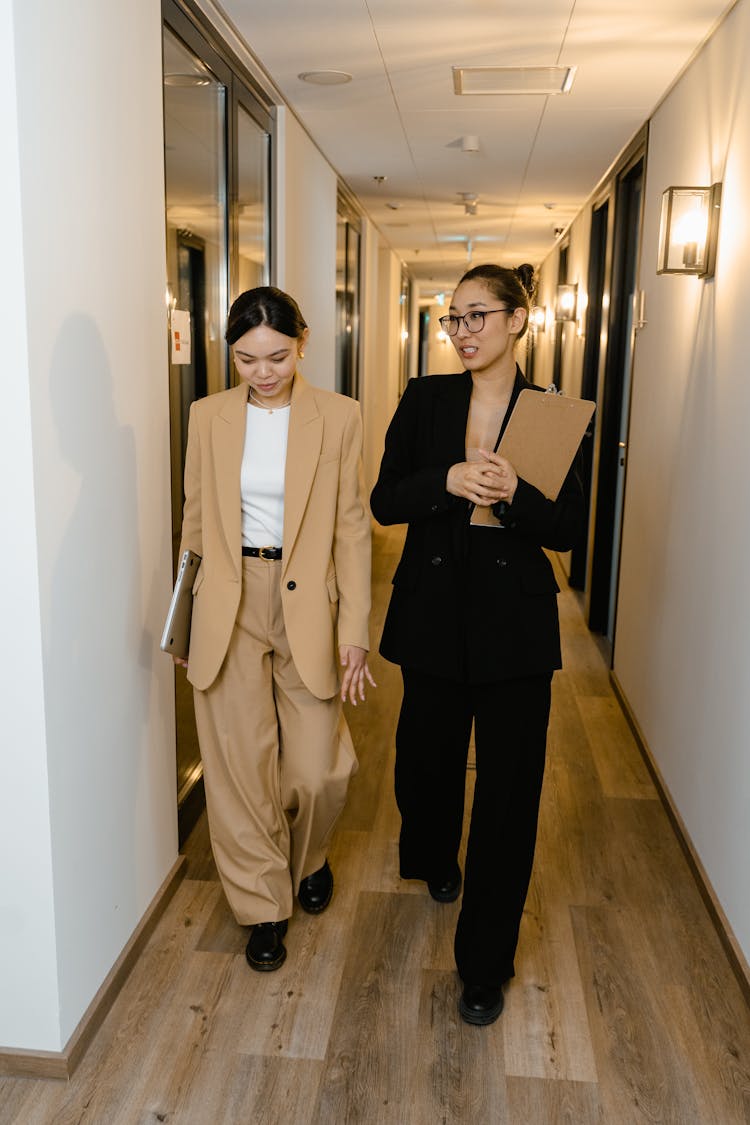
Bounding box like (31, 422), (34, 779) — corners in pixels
(478, 449), (518, 506)
(339, 645), (377, 706)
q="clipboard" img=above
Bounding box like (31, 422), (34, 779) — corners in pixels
(471, 389), (594, 526)
(160, 549), (201, 661)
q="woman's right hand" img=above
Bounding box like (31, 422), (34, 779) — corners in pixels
(172, 655), (188, 669)
(446, 460), (505, 506)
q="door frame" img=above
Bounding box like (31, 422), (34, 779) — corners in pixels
(584, 128), (648, 645)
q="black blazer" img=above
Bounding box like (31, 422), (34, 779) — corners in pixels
(370, 368), (585, 683)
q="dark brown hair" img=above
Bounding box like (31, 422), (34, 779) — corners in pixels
(456, 264), (536, 338)
(225, 286), (307, 346)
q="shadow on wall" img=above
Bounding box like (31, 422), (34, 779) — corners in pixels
(45, 315), (152, 1004)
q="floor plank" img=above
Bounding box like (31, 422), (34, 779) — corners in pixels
(577, 695), (656, 799)
(309, 892), (431, 1125)
(412, 969), (509, 1124)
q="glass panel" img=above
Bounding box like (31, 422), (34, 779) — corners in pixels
(398, 270), (410, 391)
(163, 25), (228, 538)
(237, 104), (269, 292)
(335, 217), (361, 398)
(163, 25), (228, 829)
(347, 224), (361, 397)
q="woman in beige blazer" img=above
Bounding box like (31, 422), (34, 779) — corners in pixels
(175, 286), (374, 972)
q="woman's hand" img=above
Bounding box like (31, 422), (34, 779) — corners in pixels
(172, 655), (188, 669)
(446, 450), (517, 507)
(339, 645), (377, 706)
(478, 449), (518, 505)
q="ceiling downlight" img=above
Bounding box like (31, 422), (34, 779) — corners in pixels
(298, 70), (352, 85)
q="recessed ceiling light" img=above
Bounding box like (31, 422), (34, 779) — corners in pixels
(298, 70), (353, 85)
(452, 65), (577, 96)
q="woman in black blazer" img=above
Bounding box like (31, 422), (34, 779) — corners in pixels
(370, 263), (584, 1025)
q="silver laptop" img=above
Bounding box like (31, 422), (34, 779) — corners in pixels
(160, 549), (201, 661)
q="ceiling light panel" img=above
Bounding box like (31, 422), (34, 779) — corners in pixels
(452, 65), (577, 96)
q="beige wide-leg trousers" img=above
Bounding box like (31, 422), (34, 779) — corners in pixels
(193, 555), (357, 925)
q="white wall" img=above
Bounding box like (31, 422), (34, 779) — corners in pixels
(534, 210), (592, 397)
(360, 237), (404, 493)
(275, 107), (338, 392)
(615, 0), (750, 961)
(425, 304), (460, 375)
(0, 0), (60, 1050)
(1, 0), (178, 1052)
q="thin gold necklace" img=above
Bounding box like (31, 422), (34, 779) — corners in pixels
(248, 387), (292, 414)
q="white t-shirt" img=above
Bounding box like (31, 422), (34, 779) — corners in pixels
(240, 403), (290, 547)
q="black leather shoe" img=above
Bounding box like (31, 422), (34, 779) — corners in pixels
(245, 920), (288, 972)
(427, 865), (462, 903)
(298, 860), (333, 914)
(459, 983), (504, 1025)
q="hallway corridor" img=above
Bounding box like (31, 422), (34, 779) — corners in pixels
(2, 527), (749, 1123)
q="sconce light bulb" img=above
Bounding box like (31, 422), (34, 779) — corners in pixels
(673, 205), (708, 247)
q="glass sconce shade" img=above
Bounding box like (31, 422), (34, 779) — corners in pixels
(529, 305), (547, 331)
(555, 283), (578, 321)
(657, 183), (721, 278)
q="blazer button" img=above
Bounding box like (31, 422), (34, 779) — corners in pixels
(431, 555), (443, 566)
(287, 580), (297, 590)
(497, 558), (508, 568)
(431, 504), (439, 512)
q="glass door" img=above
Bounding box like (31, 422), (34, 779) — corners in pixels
(336, 196), (361, 399)
(163, 24), (229, 534)
(235, 101), (270, 299)
(162, 5), (272, 841)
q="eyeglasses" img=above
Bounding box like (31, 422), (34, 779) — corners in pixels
(438, 308), (512, 336)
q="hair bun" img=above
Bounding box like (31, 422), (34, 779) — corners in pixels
(514, 263), (536, 298)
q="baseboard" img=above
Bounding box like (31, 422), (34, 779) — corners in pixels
(0, 854), (186, 1081)
(610, 671), (750, 1006)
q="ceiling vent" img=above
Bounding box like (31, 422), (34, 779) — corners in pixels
(452, 65), (576, 96)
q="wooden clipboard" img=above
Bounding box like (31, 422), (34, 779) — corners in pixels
(471, 389), (594, 526)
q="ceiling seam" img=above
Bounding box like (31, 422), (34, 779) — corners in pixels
(504, 0), (578, 260)
(363, 0), (451, 274)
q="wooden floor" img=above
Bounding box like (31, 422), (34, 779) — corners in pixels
(3, 526), (750, 1123)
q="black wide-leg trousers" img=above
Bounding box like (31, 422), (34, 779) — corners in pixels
(395, 666), (552, 986)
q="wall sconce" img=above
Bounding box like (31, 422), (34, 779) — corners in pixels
(555, 283), (578, 321)
(657, 183), (722, 278)
(529, 305), (547, 332)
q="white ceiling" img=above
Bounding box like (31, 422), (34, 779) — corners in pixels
(221, 0), (734, 293)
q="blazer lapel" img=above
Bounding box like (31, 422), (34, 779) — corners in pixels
(433, 370), (473, 463)
(211, 382), (248, 578)
(494, 366), (530, 449)
(282, 373), (323, 575)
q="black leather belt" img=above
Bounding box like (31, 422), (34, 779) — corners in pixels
(242, 546), (283, 560)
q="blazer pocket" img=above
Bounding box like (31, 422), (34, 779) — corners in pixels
(318, 450), (339, 466)
(326, 573), (339, 603)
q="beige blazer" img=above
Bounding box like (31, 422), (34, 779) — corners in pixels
(179, 374), (371, 699)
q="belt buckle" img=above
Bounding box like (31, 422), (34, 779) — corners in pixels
(259, 546), (275, 560)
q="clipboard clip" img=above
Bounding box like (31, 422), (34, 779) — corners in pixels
(545, 383), (562, 395)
